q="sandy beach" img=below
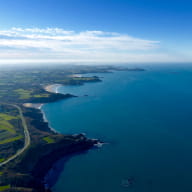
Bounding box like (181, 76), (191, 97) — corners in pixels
(23, 103), (49, 123)
(23, 103), (43, 109)
(44, 84), (62, 93)
(69, 74), (82, 78)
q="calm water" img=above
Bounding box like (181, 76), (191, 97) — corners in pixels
(42, 65), (192, 192)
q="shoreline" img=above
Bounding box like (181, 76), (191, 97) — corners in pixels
(40, 106), (59, 134)
(44, 84), (63, 93)
(23, 103), (44, 109)
(0, 67), (143, 192)
(41, 82), (102, 190)
(23, 103), (60, 133)
(23, 83), (66, 132)
(21, 102), (101, 192)
(24, 80), (102, 191)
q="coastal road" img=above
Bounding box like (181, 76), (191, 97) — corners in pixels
(0, 103), (30, 167)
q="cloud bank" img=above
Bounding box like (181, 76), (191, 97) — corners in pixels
(0, 27), (187, 64)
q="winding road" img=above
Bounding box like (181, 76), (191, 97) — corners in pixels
(0, 103), (30, 167)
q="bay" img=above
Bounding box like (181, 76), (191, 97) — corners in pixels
(42, 65), (192, 192)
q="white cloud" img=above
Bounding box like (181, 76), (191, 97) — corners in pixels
(0, 27), (185, 63)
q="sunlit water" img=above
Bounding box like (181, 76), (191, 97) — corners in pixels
(42, 65), (192, 192)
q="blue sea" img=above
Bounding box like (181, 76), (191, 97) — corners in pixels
(42, 65), (192, 192)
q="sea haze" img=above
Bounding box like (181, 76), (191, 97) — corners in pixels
(42, 65), (192, 192)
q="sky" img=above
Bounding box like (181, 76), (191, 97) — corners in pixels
(0, 0), (191, 64)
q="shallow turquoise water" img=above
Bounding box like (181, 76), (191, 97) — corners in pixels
(42, 65), (192, 192)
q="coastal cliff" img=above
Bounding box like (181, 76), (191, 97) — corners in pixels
(0, 67), (144, 191)
(1, 134), (98, 192)
(0, 106), (99, 192)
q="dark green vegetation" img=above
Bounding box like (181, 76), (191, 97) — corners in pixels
(0, 104), (24, 160)
(0, 65), (144, 191)
(0, 65), (105, 104)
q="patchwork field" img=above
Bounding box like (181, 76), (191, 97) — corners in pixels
(0, 65), (129, 191)
(0, 105), (24, 160)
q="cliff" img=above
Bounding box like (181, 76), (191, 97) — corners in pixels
(0, 107), (99, 192)
(1, 134), (98, 192)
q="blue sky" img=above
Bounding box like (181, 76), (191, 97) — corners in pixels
(0, 0), (191, 63)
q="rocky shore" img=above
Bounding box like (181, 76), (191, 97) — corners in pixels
(17, 134), (99, 192)
(0, 101), (100, 192)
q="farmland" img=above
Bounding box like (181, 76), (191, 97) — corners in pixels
(0, 65), (136, 192)
(0, 104), (24, 160)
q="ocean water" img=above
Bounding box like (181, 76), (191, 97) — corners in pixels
(42, 65), (192, 192)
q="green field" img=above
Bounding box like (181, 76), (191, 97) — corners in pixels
(0, 121), (15, 134)
(0, 110), (23, 145)
(14, 89), (32, 99)
(33, 94), (49, 98)
(0, 113), (19, 134)
(0, 113), (18, 121)
(14, 88), (51, 100)
(0, 185), (10, 191)
(0, 159), (5, 163)
(0, 113), (18, 140)
(43, 136), (55, 144)
(0, 135), (23, 145)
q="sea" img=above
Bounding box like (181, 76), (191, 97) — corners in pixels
(42, 64), (192, 192)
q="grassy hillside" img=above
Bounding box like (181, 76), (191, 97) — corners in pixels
(0, 104), (24, 160)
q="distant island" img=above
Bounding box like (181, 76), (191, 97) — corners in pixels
(0, 65), (145, 192)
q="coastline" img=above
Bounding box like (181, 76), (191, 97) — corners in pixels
(0, 67), (144, 192)
(23, 83), (65, 131)
(41, 82), (102, 191)
(22, 77), (103, 191)
(44, 84), (62, 93)
(20, 100), (100, 192)
(23, 103), (44, 109)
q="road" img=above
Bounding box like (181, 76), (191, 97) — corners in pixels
(0, 103), (30, 167)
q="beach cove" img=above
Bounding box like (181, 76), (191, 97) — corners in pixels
(42, 65), (192, 192)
